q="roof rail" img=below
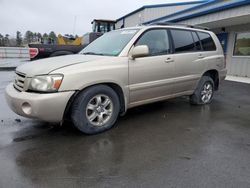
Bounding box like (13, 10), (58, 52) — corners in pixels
(149, 22), (210, 30)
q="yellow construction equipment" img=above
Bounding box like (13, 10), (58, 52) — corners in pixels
(57, 34), (82, 45)
(37, 20), (116, 46)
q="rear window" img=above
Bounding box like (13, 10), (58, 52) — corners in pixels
(197, 32), (216, 51)
(170, 29), (196, 53)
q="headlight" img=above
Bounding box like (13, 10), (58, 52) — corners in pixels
(29, 75), (63, 92)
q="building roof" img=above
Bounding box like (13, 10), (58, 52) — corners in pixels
(116, 1), (208, 22)
(143, 0), (250, 24)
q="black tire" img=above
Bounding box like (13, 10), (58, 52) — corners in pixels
(50, 51), (73, 57)
(190, 76), (215, 105)
(71, 85), (120, 134)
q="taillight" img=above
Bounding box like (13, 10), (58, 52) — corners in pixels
(29, 48), (38, 59)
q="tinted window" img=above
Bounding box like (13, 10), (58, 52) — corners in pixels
(197, 32), (216, 51)
(192, 32), (202, 51)
(171, 29), (195, 53)
(135, 29), (170, 56)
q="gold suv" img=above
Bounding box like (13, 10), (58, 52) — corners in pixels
(5, 25), (227, 134)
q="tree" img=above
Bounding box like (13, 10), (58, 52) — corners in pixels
(4, 34), (10, 46)
(16, 31), (22, 46)
(37, 32), (42, 40)
(49, 31), (57, 40)
(41, 33), (48, 44)
(0, 34), (3, 46)
(33, 32), (37, 42)
(48, 31), (57, 44)
(25, 31), (33, 44)
(42, 33), (48, 39)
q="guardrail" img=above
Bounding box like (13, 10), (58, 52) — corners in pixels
(0, 47), (29, 59)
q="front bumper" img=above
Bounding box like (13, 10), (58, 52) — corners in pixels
(5, 83), (75, 122)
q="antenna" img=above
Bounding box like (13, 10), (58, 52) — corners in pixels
(73, 15), (77, 35)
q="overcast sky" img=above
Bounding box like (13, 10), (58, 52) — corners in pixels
(0, 0), (196, 37)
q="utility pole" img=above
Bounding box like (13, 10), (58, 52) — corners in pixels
(73, 15), (77, 35)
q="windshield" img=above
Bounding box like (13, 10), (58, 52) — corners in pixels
(80, 29), (139, 56)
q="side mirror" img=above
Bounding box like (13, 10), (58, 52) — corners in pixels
(131, 45), (149, 59)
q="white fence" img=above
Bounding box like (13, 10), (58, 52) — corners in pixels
(0, 47), (29, 59)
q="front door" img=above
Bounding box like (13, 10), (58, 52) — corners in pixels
(129, 29), (175, 105)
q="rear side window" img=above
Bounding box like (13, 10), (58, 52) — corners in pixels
(192, 32), (202, 51)
(197, 32), (216, 51)
(170, 29), (196, 53)
(135, 29), (170, 56)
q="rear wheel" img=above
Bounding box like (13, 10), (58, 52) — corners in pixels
(190, 76), (214, 105)
(71, 85), (120, 134)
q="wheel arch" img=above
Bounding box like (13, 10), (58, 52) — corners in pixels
(202, 69), (219, 90)
(63, 82), (127, 121)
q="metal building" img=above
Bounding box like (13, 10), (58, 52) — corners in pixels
(116, 0), (250, 78)
(116, 1), (207, 28)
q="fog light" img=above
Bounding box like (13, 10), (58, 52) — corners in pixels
(22, 102), (32, 115)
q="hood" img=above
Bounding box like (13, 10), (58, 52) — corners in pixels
(16, 54), (104, 77)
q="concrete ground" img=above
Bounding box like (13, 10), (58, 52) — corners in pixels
(0, 58), (29, 69)
(0, 71), (250, 188)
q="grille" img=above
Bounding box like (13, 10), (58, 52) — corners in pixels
(13, 72), (26, 92)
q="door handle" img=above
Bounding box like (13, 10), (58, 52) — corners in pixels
(165, 58), (174, 63)
(198, 54), (205, 59)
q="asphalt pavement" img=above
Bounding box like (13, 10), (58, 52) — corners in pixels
(0, 71), (250, 188)
(0, 58), (29, 70)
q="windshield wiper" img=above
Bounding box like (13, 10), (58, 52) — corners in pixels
(82, 52), (105, 56)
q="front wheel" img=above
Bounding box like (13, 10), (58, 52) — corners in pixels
(71, 85), (120, 134)
(190, 76), (215, 105)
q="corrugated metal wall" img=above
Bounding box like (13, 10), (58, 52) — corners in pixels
(116, 2), (202, 28)
(116, 20), (124, 29)
(177, 4), (250, 27)
(225, 24), (250, 77)
(143, 4), (196, 23)
(124, 10), (145, 27)
(161, 0), (230, 23)
(0, 47), (29, 59)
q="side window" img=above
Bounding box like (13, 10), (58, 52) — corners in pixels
(170, 29), (195, 53)
(135, 29), (170, 56)
(197, 32), (217, 51)
(192, 32), (202, 51)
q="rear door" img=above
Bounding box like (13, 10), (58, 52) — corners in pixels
(129, 29), (175, 105)
(169, 29), (205, 94)
(197, 31), (219, 65)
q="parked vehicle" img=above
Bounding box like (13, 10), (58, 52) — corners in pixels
(28, 43), (89, 60)
(5, 24), (227, 134)
(29, 19), (116, 60)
